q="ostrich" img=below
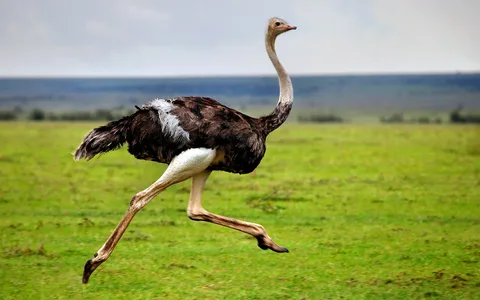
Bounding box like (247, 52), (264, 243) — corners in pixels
(74, 17), (297, 284)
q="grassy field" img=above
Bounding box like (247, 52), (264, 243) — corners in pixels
(0, 122), (479, 299)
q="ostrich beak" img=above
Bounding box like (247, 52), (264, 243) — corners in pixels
(286, 25), (297, 31)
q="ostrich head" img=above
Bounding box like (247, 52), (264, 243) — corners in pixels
(267, 17), (297, 39)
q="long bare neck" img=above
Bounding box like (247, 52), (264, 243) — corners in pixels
(259, 32), (294, 135)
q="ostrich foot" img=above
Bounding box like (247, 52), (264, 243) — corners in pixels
(257, 235), (289, 253)
(82, 253), (105, 284)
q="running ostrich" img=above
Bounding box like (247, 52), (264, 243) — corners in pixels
(75, 17), (297, 284)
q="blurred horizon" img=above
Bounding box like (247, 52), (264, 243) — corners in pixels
(1, 73), (479, 115)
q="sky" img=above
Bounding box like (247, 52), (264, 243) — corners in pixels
(0, 0), (479, 76)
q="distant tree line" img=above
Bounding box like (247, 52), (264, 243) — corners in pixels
(0, 110), (17, 120)
(380, 106), (480, 124)
(298, 113), (344, 123)
(449, 105), (480, 124)
(0, 106), (478, 124)
(0, 108), (135, 121)
(379, 113), (443, 124)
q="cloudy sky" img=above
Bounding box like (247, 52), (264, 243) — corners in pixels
(0, 0), (478, 76)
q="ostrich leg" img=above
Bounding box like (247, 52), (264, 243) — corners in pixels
(187, 171), (288, 253)
(82, 148), (217, 284)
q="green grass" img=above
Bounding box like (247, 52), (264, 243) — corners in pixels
(1, 122), (479, 299)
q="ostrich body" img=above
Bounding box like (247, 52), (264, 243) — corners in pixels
(75, 17), (297, 284)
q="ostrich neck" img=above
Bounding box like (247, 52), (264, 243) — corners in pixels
(260, 34), (294, 135)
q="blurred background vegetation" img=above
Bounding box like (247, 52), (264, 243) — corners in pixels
(1, 74), (479, 124)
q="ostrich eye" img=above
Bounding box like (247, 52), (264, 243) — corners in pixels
(275, 21), (281, 26)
